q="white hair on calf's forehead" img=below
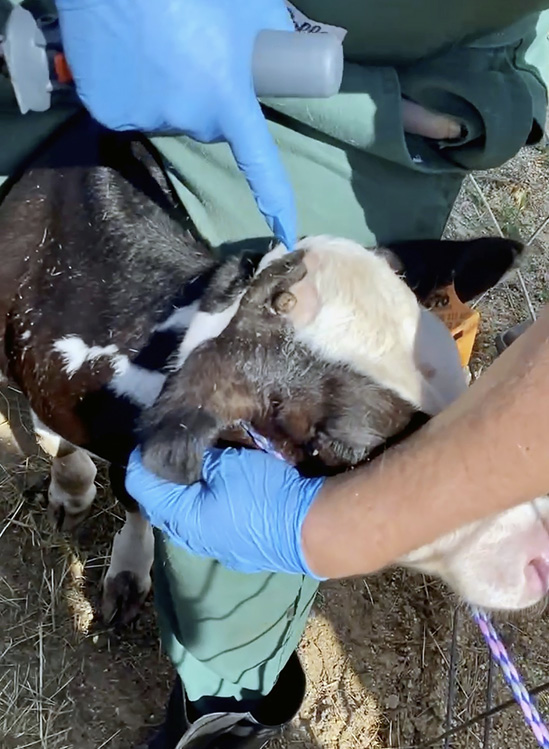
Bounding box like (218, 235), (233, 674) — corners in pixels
(286, 236), (466, 415)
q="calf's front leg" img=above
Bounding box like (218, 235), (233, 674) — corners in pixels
(102, 464), (155, 625)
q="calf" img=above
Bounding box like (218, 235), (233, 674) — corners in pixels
(0, 113), (544, 623)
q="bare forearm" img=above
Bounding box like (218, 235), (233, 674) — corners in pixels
(303, 306), (549, 578)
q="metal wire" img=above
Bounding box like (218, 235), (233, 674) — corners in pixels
(473, 609), (549, 747)
(404, 614), (549, 749)
(443, 608), (460, 749)
(482, 652), (495, 748)
(406, 680), (549, 749)
(436, 175), (546, 749)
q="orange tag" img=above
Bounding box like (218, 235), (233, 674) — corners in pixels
(429, 284), (480, 368)
(54, 53), (73, 85)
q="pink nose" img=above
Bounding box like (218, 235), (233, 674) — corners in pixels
(525, 555), (549, 598)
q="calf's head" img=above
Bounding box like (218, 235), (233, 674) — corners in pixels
(139, 235), (474, 482)
(139, 234), (549, 611)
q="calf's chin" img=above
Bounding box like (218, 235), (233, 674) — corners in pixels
(401, 498), (549, 611)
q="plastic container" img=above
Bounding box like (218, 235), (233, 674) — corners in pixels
(1, 7), (345, 115)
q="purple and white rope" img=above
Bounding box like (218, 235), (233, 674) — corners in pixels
(241, 424), (549, 747)
(472, 606), (549, 748)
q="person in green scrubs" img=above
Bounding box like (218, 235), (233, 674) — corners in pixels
(2, 2), (549, 748)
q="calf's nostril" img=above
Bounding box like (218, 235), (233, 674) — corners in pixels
(526, 556), (549, 596)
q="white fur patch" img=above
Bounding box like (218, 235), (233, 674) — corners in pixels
(53, 335), (166, 407)
(53, 336), (127, 377)
(109, 365), (166, 408)
(290, 236), (466, 415)
(176, 295), (244, 368)
(154, 301), (200, 332)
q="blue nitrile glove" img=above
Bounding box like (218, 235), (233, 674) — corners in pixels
(125, 446), (326, 578)
(54, 0), (297, 248)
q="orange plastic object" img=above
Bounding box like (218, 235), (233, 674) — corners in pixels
(430, 284), (480, 367)
(53, 53), (73, 84)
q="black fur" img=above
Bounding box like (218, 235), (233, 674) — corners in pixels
(387, 237), (524, 303)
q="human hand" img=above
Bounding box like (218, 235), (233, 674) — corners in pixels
(125, 446), (326, 577)
(55, 0), (297, 247)
(401, 99), (462, 140)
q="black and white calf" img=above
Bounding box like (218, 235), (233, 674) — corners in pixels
(0, 113), (545, 623)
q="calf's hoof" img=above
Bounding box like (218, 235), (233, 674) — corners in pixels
(47, 492), (95, 532)
(102, 570), (152, 626)
(495, 318), (533, 356)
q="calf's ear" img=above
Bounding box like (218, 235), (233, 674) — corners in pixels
(386, 237), (524, 303)
(139, 404), (223, 485)
(138, 343), (257, 485)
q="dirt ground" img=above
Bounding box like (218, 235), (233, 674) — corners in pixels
(2, 140), (549, 749)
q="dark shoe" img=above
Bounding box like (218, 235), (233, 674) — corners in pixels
(135, 676), (188, 749)
(495, 318), (533, 356)
(141, 652), (305, 749)
(174, 712), (280, 749)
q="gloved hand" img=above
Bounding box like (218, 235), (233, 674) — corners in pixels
(55, 0), (297, 248)
(125, 446), (326, 578)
